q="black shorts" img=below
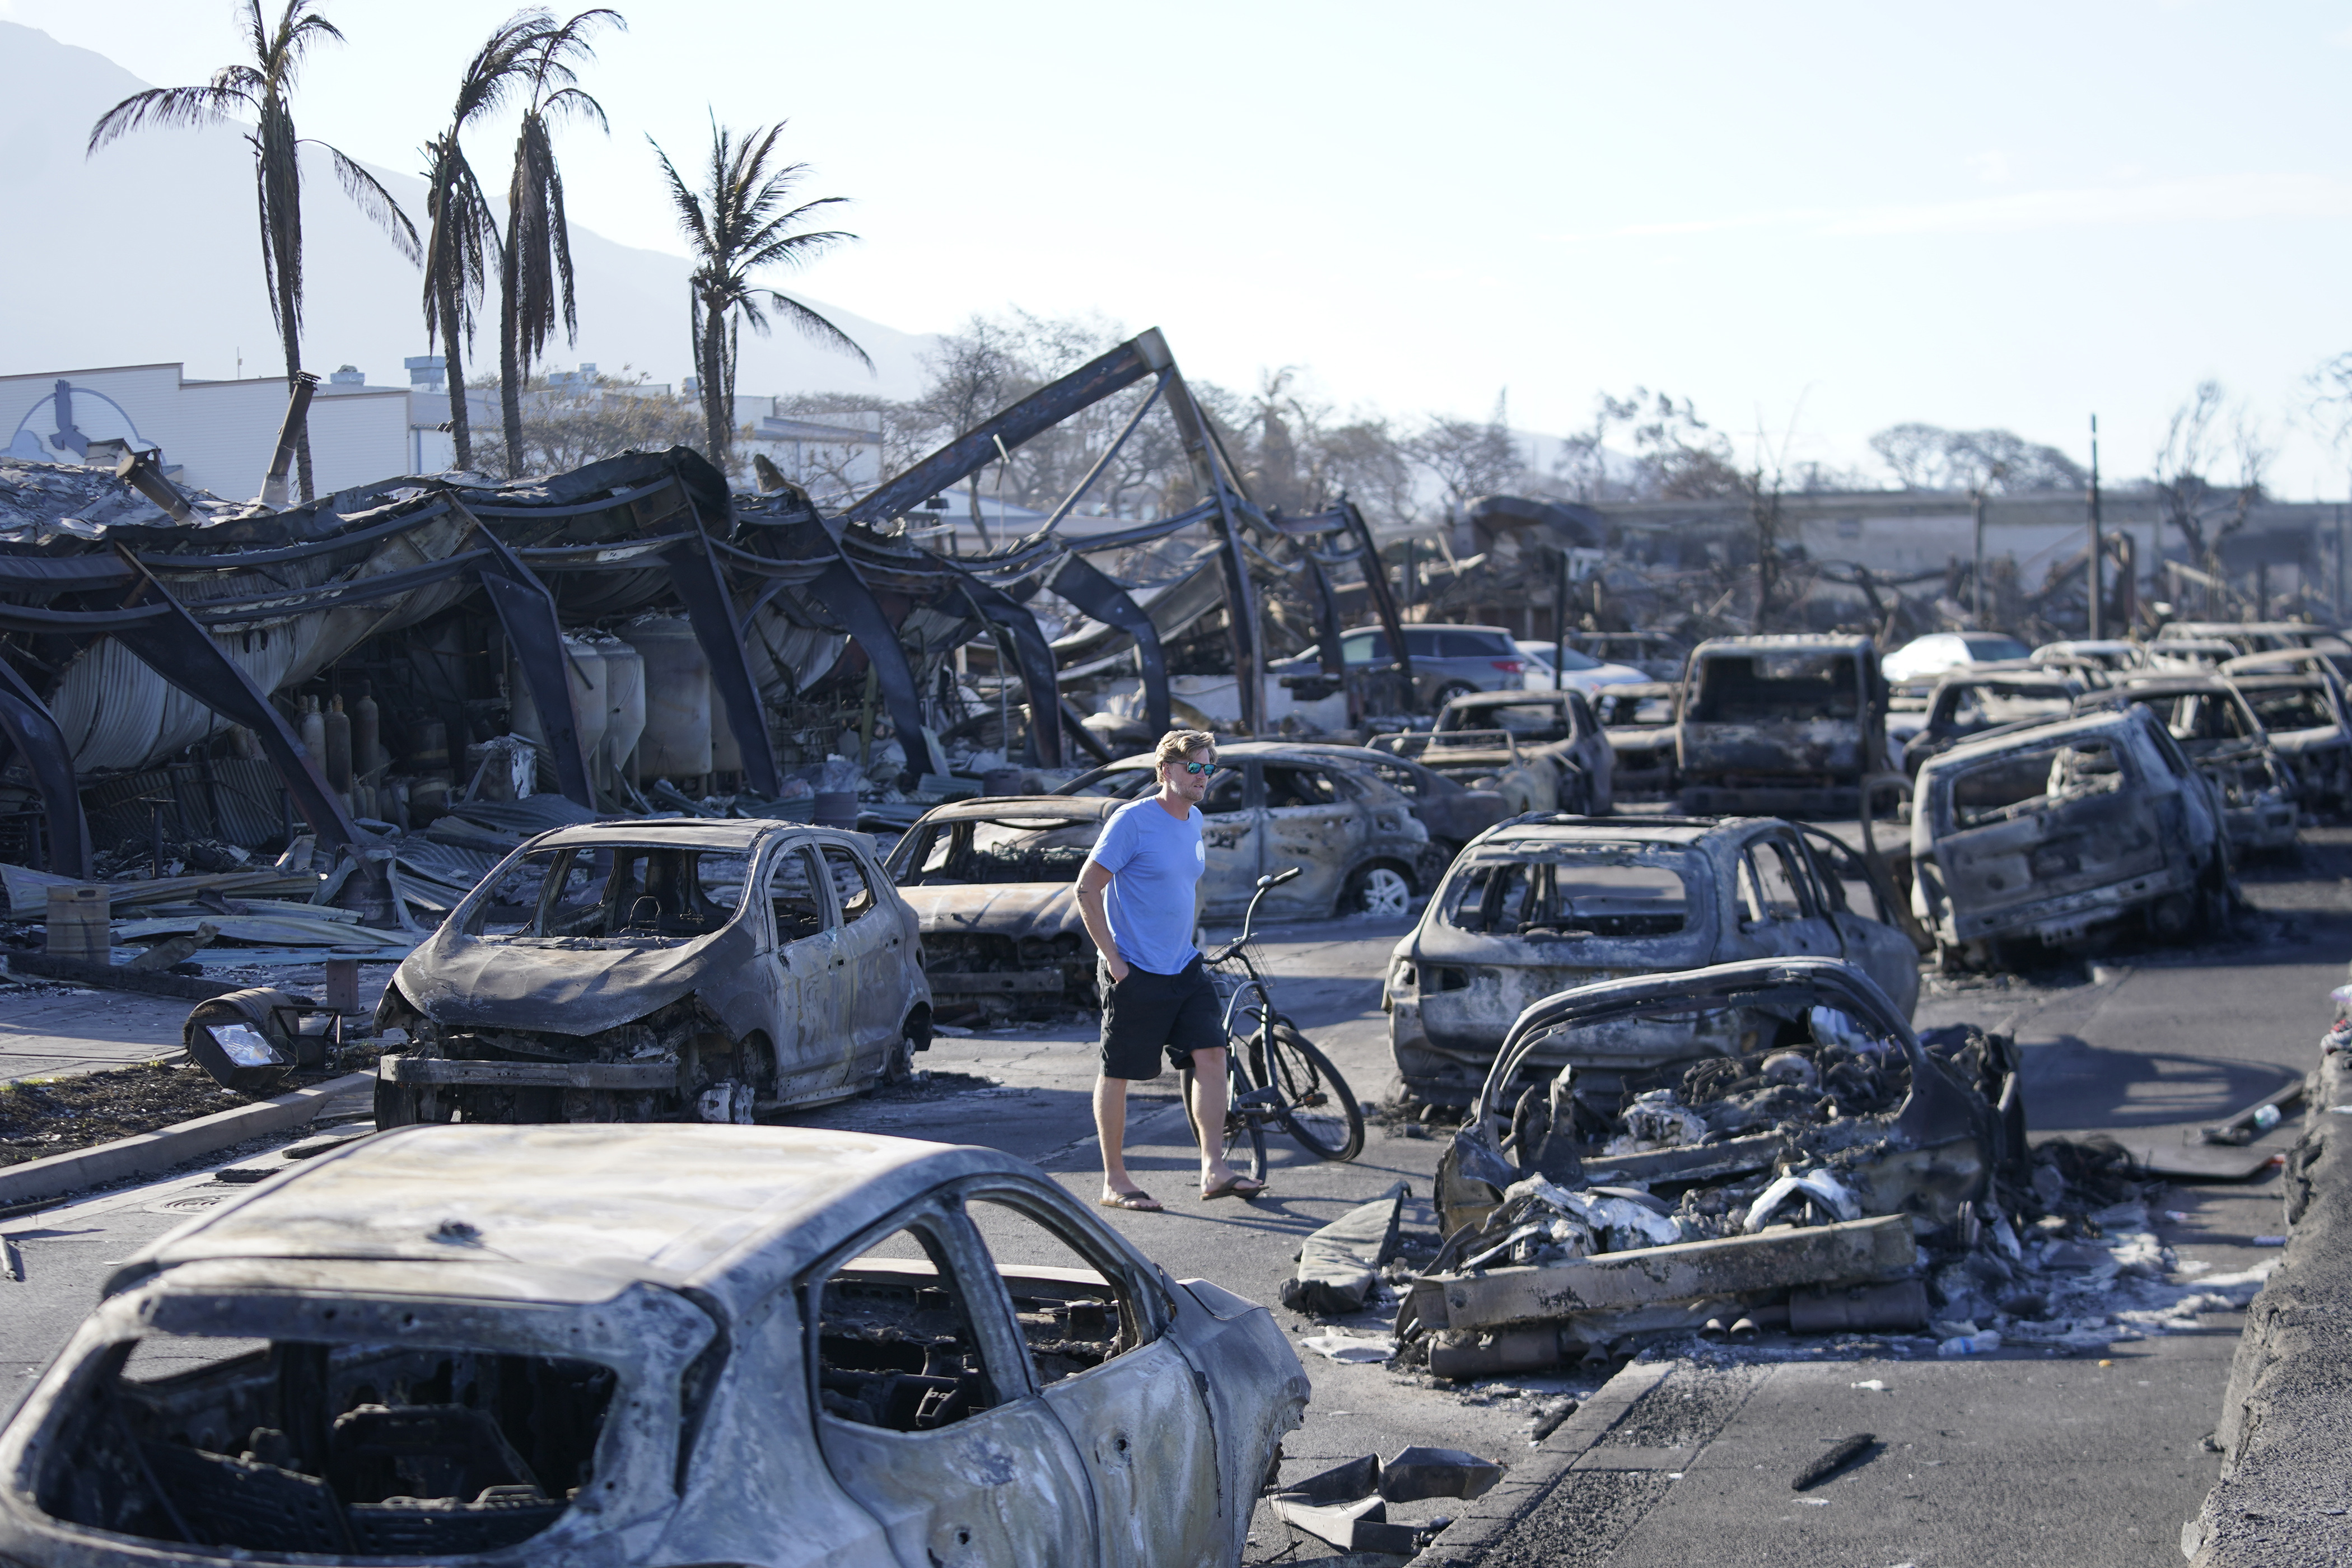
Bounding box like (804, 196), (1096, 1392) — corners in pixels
(1098, 955), (1228, 1080)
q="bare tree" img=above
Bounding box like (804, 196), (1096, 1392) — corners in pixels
(1409, 391), (1522, 514)
(2152, 379), (2267, 611)
(1868, 422), (2085, 492)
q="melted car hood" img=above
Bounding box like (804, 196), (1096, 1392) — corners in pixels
(398, 926), (750, 1036)
(903, 881), (1084, 939)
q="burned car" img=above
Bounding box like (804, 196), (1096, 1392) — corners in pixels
(1593, 680), (1681, 800)
(0, 1124), (1308, 1568)
(1385, 815), (1922, 1105)
(2074, 674), (2298, 852)
(1676, 634), (1889, 816)
(1403, 958), (2020, 1370)
(1276, 741), (1510, 856)
(1901, 664), (2082, 776)
(1910, 706), (2233, 962)
(886, 796), (1118, 1015)
(1431, 689), (1616, 815)
(1060, 741), (1439, 917)
(2222, 653), (2352, 815)
(375, 820), (931, 1124)
(1370, 729), (1577, 818)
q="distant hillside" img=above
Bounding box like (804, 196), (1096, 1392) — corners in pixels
(0, 22), (935, 399)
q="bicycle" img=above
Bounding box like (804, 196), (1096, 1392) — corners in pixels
(1180, 866), (1368, 1184)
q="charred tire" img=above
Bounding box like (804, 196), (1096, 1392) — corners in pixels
(1266, 1023), (1364, 1161)
(881, 1029), (917, 1087)
(1346, 862), (1415, 918)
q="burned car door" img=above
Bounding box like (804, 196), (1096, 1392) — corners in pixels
(766, 844), (849, 1105)
(962, 1188), (1223, 1567)
(802, 1201), (1097, 1567)
(1732, 833), (1839, 961)
(1198, 766), (1262, 917)
(1793, 827), (1924, 1018)
(822, 842), (902, 1076)
(1262, 763), (1365, 914)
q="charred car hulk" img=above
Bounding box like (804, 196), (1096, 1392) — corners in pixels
(375, 820), (932, 1125)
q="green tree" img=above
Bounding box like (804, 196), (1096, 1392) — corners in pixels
(88, 0), (418, 502)
(497, 8), (622, 478)
(652, 118), (869, 475)
(421, 11), (556, 475)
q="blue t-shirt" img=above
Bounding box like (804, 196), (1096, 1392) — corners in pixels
(1088, 796), (1205, 975)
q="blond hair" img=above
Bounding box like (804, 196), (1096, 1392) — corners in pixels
(1154, 729), (1217, 767)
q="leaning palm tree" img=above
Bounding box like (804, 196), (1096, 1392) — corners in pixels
(88, 0), (418, 502)
(652, 119), (871, 474)
(496, 8), (622, 478)
(420, 10), (553, 474)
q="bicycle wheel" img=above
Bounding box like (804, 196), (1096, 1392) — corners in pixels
(1183, 1048), (1268, 1186)
(1266, 1022), (1365, 1161)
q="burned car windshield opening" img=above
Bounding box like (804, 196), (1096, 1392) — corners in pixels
(1446, 854), (1692, 937)
(2246, 688), (2337, 730)
(900, 817), (1101, 886)
(40, 1326), (616, 1556)
(1692, 652), (1861, 721)
(1448, 703), (1575, 740)
(467, 844), (754, 942)
(1947, 738), (2126, 829)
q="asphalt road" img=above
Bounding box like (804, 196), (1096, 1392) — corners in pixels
(2, 830), (2343, 1566)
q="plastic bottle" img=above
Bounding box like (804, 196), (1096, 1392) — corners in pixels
(1936, 1329), (2003, 1357)
(2252, 1104), (2283, 1132)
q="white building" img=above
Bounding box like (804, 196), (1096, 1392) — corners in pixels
(0, 361), (413, 499)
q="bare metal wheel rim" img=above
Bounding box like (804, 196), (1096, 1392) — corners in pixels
(1356, 866), (1412, 918)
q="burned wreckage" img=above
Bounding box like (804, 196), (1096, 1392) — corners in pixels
(1403, 958), (2025, 1372)
(0, 330), (1418, 1118)
(0, 1124), (1310, 1568)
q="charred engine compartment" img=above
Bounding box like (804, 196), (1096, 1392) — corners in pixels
(920, 931), (1095, 1020)
(38, 1334), (613, 1556)
(379, 992), (761, 1124)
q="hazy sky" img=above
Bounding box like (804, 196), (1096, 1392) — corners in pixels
(7, 0), (2352, 493)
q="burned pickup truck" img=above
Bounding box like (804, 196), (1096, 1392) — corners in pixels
(375, 819), (931, 1124)
(1676, 634), (1889, 816)
(1386, 815), (1922, 1105)
(0, 1124), (1307, 1568)
(1910, 706), (2233, 962)
(1403, 958), (2020, 1371)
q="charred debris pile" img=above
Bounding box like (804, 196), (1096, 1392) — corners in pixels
(1297, 961), (2265, 1377)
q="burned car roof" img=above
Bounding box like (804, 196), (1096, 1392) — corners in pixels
(519, 816), (823, 852)
(110, 1123), (1037, 1314)
(908, 796), (1122, 825)
(1921, 706), (2148, 767)
(1472, 813), (1760, 849)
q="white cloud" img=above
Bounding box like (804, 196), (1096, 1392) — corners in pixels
(1966, 150), (2012, 185)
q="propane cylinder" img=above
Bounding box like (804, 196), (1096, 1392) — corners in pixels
(323, 698), (353, 792)
(617, 617), (712, 779)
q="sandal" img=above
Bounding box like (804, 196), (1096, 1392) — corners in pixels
(1099, 1189), (1164, 1212)
(1200, 1174), (1268, 1202)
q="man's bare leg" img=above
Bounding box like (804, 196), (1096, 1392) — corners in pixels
(1186, 1046), (1250, 1191)
(1095, 1074), (1158, 1205)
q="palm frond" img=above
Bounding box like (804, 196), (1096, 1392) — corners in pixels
(322, 143), (421, 264)
(762, 290), (874, 372)
(87, 84), (249, 153)
(538, 85), (608, 134)
(648, 136), (715, 256)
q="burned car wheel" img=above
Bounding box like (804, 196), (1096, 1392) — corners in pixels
(1347, 864), (1414, 918)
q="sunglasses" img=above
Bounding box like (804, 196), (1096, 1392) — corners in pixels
(1173, 761), (1220, 776)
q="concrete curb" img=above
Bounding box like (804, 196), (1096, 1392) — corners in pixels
(2186, 1037), (2352, 1565)
(0, 1072), (371, 1208)
(1406, 1357), (1673, 1567)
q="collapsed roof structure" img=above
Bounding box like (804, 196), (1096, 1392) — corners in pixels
(0, 330), (1411, 920)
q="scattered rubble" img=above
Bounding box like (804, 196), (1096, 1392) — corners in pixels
(0, 1063), (262, 1168)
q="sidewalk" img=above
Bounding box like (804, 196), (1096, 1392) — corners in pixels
(0, 983), (190, 1084)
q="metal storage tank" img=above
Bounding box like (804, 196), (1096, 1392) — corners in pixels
(618, 617), (712, 778)
(596, 637), (646, 784)
(507, 634), (608, 771)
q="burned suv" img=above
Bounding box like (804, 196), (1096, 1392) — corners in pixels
(375, 820), (931, 1124)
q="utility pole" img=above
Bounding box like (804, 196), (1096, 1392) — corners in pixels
(1971, 488), (1986, 626)
(1555, 548), (1570, 693)
(2087, 414), (2104, 641)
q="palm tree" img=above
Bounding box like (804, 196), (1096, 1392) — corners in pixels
(421, 11), (553, 475)
(652, 119), (870, 475)
(496, 9), (622, 479)
(88, 0), (418, 503)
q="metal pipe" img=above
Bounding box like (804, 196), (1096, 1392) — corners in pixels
(2088, 414), (2104, 641)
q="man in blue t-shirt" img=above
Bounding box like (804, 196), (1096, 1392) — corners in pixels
(1075, 730), (1266, 1210)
